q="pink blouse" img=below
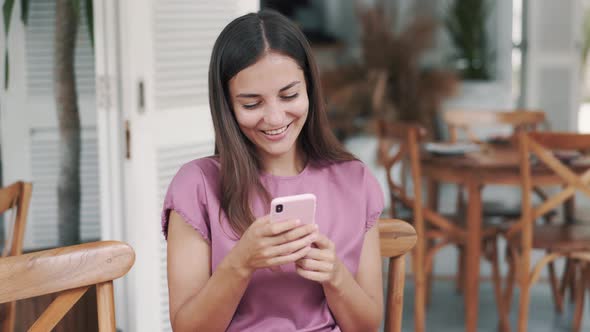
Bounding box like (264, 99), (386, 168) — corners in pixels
(162, 157), (384, 331)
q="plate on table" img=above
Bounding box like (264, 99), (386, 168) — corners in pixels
(485, 135), (513, 146)
(423, 142), (481, 156)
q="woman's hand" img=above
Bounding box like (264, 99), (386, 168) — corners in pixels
(295, 233), (342, 286)
(228, 215), (318, 276)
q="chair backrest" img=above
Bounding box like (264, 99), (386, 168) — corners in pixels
(443, 109), (546, 143)
(0, 182), (32, 332)
(376, 120), (426, 218)
(510, 132), (590, 282)
(0, 241), (135, 332)
(378, 218), (417, 332)
(376, 120), (465, 239)
(0, 181), (32, 258)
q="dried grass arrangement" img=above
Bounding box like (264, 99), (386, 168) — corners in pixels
(322, 2), (459, 140)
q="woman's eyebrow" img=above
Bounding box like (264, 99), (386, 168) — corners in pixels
(279, 81), (301, 92)
(235, 81), (301, 99)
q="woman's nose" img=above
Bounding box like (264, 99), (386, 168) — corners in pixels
(263, 104), (285, 126)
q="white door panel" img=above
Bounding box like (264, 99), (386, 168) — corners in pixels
(525, 0), (581, 131)
(96, 1), (258, 330)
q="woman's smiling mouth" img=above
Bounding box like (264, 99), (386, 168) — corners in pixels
(262, 123), (290, 136)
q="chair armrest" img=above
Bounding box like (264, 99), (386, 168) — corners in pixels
(0, 241), (135, 304)
(379, 219), (417, 258)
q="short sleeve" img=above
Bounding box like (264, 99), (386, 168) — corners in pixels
(161, 163), (211, 242)
(363, 167), (385, 231)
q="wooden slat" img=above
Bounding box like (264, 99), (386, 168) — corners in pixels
(0, 241), (135, 303)
(570, 252), (590, 261)
(443, 109), (545, 127)
(15, 285), (98, 332)
(11, 182), (32, 257)
(533, 170), (590, 219)
(529, 253), (561, 285)
(529, 139), (590, 197)
(529, 132), (590, 151)
(28, 287), (89, 332)
(0, 182), (21, 213)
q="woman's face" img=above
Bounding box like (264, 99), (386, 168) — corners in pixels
(229, 52), (309, 162)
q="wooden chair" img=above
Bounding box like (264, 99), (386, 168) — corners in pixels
(443, 109), (551, 220)
(376, 121), (503, 332)
(442, 110), (558, 294)
(0, 241), (135, 332)
(0, 181), (32, 332)
(379, 218), (417, 332)
(502, 131), (590, 332)
(443, 109), (546, 144)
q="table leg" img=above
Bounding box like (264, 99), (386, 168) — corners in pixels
(465, 180), (482, 332)
(426, 179), (439, 211)
(413, 203), (426, 332)
(425, 180), (439, 306)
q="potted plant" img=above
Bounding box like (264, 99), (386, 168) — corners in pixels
(322, 1), (459, 141)
(444, 0), (494, 81)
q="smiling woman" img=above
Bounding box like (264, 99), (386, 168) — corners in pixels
(162, 10), (386, 332)
(230, 53), (309, 169)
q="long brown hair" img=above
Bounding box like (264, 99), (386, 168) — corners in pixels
(208, 10), (355, 235)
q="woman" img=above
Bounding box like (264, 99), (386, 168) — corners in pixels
(162, 10), (384, 332)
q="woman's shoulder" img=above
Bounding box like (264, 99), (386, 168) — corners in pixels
(173, 156), (221, 183)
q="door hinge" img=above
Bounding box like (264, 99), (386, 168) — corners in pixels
(125, 120), (131, 160)
(138, 80), (145, 112)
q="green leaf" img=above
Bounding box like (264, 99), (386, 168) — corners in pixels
(4, 51), (9, 89)
(20, 0), (29, 24)
(3, 0), (15, 36)
(84, 0), (94, 49)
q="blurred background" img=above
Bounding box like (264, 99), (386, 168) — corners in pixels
(1, 0), (590, 331)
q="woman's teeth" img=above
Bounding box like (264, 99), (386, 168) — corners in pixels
(263, 125), (288, 135)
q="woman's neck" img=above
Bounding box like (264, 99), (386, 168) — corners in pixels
(261, 147), (307, 177)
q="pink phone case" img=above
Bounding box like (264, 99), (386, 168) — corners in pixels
(270, 193), (316, 224)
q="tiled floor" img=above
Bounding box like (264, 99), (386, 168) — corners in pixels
(392, 279), (590, 332)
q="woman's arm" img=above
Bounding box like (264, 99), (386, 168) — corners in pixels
(297, 226), (383, 332)
(167, 211), (250, 332)
(168, 211), (318, 331)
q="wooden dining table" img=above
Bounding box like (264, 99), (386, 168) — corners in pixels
(420, 144), (590, 332)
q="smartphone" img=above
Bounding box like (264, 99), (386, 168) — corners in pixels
(270, 193), (316, 225)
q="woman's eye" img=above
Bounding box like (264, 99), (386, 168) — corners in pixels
(242, 102), (261, 109)
(281, 93), (298, 100)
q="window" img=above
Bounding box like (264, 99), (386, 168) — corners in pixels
(512, 0), (527, 107)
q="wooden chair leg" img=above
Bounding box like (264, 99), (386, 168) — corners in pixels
(422, 238), (436, 308)
(559, 259), (574, 310)
(502, 244), (519, 332)
(499, 252), (516, 332)
(456, 244), (465, 294)
(572, 262), (586, 332)
(503, 246), (518, 315)
(96, 281), (117, 332)
(413, 243), (426, 332)
(547, 260), (563, 313)
(569, 259), (578, 305)
(385, 255), (406, 332)
(0, 302), (16, 332)
(517, 282), (531, 332)
(426, 242), (434, 307)
(488, 240), (507, 331)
